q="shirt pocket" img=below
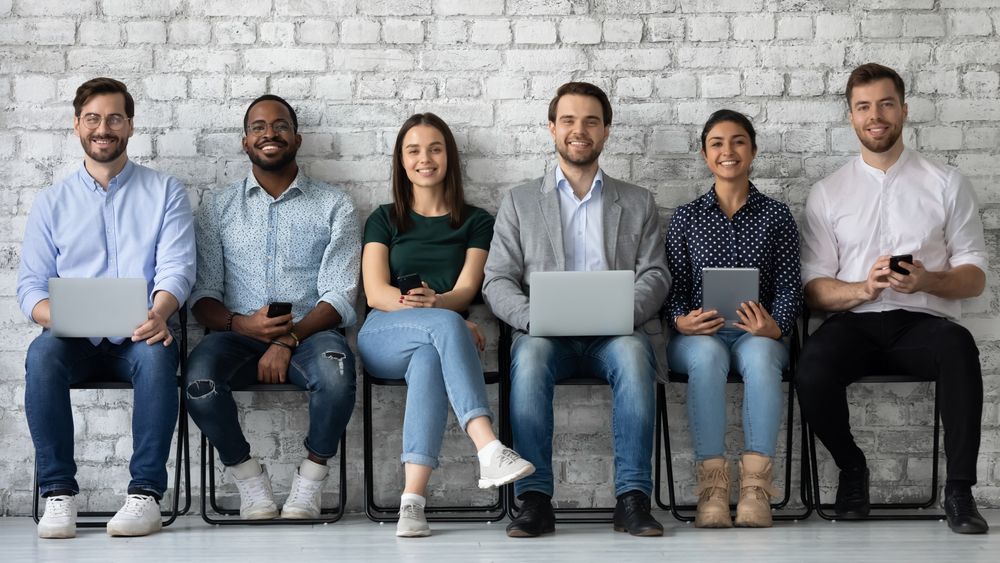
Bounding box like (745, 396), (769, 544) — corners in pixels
(283, 224), (330, 270)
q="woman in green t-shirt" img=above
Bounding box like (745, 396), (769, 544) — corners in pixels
(357, 113), (534, 538)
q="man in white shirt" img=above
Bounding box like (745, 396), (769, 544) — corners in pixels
(798, 63), (989, 534)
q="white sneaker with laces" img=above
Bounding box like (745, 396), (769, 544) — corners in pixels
(107, 494), (162, 537)
(233, 465), (279, 520)
(38, 495), (77, 539)
(478, 446), (535, 489)
(281, 470), (326, 519)
(396, 503), (431, 537)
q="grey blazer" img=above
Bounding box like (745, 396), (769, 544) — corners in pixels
(483, 167), (671, 374)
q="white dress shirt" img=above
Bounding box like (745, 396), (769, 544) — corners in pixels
(555, 166), (607, 272)
(801, 147), (988, 319)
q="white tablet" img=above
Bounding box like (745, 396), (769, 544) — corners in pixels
(701, 268), (759, 326)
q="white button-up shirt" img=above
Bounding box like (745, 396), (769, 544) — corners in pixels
(555, 166), (607, 272)
(801, 147), (988, 319)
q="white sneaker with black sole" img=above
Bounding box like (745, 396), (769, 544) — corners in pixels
(38, 495), (77, 539)
(107, 494), (162, 537)
(478, 446), (535, 489)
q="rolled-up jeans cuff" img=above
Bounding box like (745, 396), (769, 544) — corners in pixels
(400, 452), (439, 469)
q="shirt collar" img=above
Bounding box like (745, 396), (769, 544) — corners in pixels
(555, 166), (604, 200)
(698, 182), (764, 210)
(857, 145), (913, 179)
(244, 168), (306, 199)
(76, 159), (135, 194)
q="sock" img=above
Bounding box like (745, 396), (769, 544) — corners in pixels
(230, 457), (263, 480)
(299, 458), (329, 481)
(945, 480), (973, 497)
(477, 440), (503, 466)
(400, 493), (426, 508)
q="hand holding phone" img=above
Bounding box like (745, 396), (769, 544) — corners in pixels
(267, 301), (293, 318)
(397, 273), (422, 295)
(889, 254), (913, 276)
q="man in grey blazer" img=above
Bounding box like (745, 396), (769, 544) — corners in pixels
(483, 82), (670, 538)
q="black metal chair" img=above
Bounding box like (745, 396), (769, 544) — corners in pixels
(801, 309), (944, 521)
(32, 309), (192, 528)
(499, 323), (618, 524)
(654, 322), (813, 522)
(362, 369), (507, 522)
(199, 383), (348, 525)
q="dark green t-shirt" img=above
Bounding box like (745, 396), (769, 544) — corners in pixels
(363, 204), (494, 293)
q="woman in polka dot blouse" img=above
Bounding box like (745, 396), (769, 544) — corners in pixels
(663, 109), (802, 529)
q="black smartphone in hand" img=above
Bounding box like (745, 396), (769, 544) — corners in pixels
(889, 254), (913, 276)
(397, 273), (422, 295)
(267, 301), (293, 318)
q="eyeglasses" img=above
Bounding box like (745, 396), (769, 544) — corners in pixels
(247, 120), (294, 136)
(79, 113), (130, 131)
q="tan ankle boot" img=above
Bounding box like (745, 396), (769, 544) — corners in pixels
(735, 452), (780, 528)
(694, 458), (732, 528)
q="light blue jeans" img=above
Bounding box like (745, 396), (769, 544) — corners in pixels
(509, 331), (657, 498)
(666, 328), (787, 461)
(357, 308), (492, 469)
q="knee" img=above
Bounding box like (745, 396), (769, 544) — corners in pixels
(25, 333), (70, 379)
(607, 335), (656, 380)
(735, 339), (786, 380)
(932, 322), (978, 359)
(669, 335), (729, 375)
(308, 347), (357, 400)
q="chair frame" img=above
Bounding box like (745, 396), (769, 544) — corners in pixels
(32, 310), (192, 528)
(199, 383), (348, 525)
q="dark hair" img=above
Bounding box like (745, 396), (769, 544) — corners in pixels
(243, 94), (298, 133)
(390, 113), (466, 232)
(547, 82), (613, 126)
(700, 109), (757, 152)
(73, 77), (134, 118)
(845, 63), (905, 105)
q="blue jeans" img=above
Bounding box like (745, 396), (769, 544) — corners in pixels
(185, 330), (356, 465)
(357, 308), (492, 469)
(666, 328), (788, 461)
(509, 331), (657, 498)
(25, 330), (180, 497)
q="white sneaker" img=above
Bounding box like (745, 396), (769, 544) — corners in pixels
(478, 446), (535, 489)
(107, 494), (162, 537)
(280, 470), (326, 519)
(38, 495), (77, 539)
(232, 465), (279, 520)
(396, 503), (431, 537)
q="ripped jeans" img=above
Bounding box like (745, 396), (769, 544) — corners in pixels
(185, 330), (355, 465)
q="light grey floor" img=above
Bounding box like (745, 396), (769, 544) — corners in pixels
(3, 511), (999, 563)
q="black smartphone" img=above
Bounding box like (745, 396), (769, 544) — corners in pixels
(266, 301), (293, 318)
(397, 273), (422, 295)
(889, 254), (913, 276)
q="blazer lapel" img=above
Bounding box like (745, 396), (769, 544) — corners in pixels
(538, 170), (565, 271)
(602, 177), (622, 268)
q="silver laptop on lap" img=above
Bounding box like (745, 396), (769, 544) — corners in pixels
(48, 278), (148, 338)
(529, 270), (634, 337)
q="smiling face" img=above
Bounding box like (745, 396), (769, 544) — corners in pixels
(548, 94), (609, 169)
(73, 92), (133, 165)
(242, 100), (301, 172)
(701, 120), (756, 183)
(401, 124), (448, 192)
(849, 77), (907, 155)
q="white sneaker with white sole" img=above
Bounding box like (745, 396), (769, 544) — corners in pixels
(233, 465), (279, 520)
(396, 503), (431, 537)
(281, 471), (326, 519)
(478, 446), (535, 489)
(107, 494), (162, 537)
(38, 495), (77, 539)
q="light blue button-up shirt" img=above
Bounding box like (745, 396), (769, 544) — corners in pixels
(17, 160), (197, 342)
(190, 171), (361, 327)
(555, 166), (607, 272)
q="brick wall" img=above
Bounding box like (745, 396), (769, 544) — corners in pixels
(1, 0), (998, 515)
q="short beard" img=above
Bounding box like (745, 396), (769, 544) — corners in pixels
(81, 135), (127, 163)
(857, 125), (902, 154)
(248, 146), (298, 172)
(555, 142), (601, 167)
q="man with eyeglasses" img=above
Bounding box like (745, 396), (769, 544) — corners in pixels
(184, 94), (360, 520)
(18, 77), (196, 538)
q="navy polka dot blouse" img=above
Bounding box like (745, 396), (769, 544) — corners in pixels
(663, 184), (803, 336)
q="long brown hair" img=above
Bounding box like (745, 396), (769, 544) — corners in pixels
(390, 113), (467, 232)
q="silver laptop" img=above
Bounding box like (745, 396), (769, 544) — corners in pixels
(701, 268), (759, 326)
(529, 270), (634, 337)
(49, 278), (148, 338)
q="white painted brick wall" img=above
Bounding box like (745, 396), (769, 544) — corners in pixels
(1, 1), (998, 517)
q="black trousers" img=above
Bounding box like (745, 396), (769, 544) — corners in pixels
(796, 310), (983, 484)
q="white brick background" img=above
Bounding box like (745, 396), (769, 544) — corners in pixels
(1, 0), (999, 515)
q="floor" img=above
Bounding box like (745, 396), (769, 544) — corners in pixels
(3, 510), (999, 563)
